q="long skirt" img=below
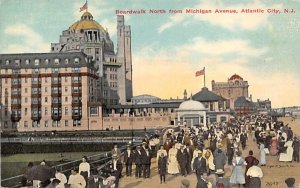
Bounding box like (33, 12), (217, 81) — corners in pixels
(248, 177), (261, 188)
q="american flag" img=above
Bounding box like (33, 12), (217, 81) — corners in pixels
(195, 68), (205, 77)
(80, 1), (87, 12)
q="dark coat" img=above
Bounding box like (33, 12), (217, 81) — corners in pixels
(193, 157), (207, 174)
(158, 156), (167, 175)
(177, 149), (188, 165)
(134, 150), (143, 165)
(124, 150), (134, 165)
(109, 159), (123, 176)
(213, 149), (226, 170)
(141, 150), (151, 165)
(88, 177), (105, 188)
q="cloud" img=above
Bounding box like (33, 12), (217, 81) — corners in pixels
(159, 0), (283, 32)
(2, 23), (49, 53)
(178, 37), (267, 57)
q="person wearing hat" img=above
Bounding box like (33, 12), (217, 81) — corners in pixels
(177, 144), (188, 177)
(88, 170), (101, 188)
(285, 177), (296, 188)
(215, 169), (230, 188)
(110, 153), (123, 188)
(158, 152), (167, 184)
(124, 145), (134, 176)
(68, 168), (86, 188)
(141, 146), (152, 178)
(181, 179), (190, 188)
(111, 143), (121, 159)
(54, 168), (67, 188)
(246, 159), (263, 188)
(134, 146), (143, 178)
(193, 151), (207, 181)
(229, 150), (246, 187)
(292, 136), (300, 162)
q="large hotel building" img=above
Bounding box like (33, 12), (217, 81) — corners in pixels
(0, 12), (132, 132)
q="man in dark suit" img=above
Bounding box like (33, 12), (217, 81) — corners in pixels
(124, 145), (134, 176)
(177, 145), (188, 176)
(292, 136), (300, 162)
(141, 147), (152, 178)
(185, 144), (193, 175)
(134, 146), (143, 178)
(109, 154), (123, 188)
(88, 170), (102, 188)
(158, 152), (167, 184)
(193, 151), (207, 181)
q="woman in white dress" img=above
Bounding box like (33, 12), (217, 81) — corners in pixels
(167, 145), (180, 174)
(279, 139), (294, 162)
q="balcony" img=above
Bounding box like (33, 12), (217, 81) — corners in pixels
(51, 102), (62, 108)
(31, 93), (42, 98)
(72, 114), (82, 120)
(72, 102), (82, 107)
(51, 93), (62, 98)
(11, 114), (21, 122)
(31, 83), (42, 88)
(11, 94), (21, 99)
(11, 83), (21, 88)
(72, 93), (82, 97)
(52, 113), (62, 121)
(31, 104), (42, 108)
(71, 82), (82, 87)
(11, 104), (21, 109)
(31, 113), (42, 121)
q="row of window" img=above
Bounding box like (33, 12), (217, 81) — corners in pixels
(3, 95), (81, 105)
(2, 120), (82, 129)
(4, 57), (81, 66)
(4, 106), (81, 116)
(2, 76), (82, 84)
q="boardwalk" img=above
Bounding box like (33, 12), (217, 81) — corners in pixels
(119, 117), (300, 188)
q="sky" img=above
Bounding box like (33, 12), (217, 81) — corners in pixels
(0, 0), (300, 108)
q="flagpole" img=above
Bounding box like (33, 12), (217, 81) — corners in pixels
(204, 67), (206, 88)
(86, 0), (88, 12)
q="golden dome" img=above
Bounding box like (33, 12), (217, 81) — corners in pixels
(69, 12), (105, 32)
(229, 74), (243, 81)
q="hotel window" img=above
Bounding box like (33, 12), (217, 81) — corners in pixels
(45, 97), (48, 103)
(25, 59), (30, 64)
(65, 58), (69, 64)
(65, 97), (68, 102)
(65, 107), (68, 115)
(72, 67), (80, 72)
(5, 78), (8, 84)
(45, 59), (49, 64)
(54, 58), (60, 65)
(45, 121), (48, 127)
(34, 59), (40, 66)
(32, 69), (39, 74)
(14, 59), (20, 66)
(25, 97), (28, 103)
(45, 77), (48, 83)
(25, 108), (27, 115)
(74, 57), (80, 64)
(65, 120), (68, 127)
(45, 107), (48, 115)
(24, 121), (28, 128)
(65, 87), (68, 92)
(52, 68), (60, 73)
(5, 60), (10, 65)
(65, 77), (68, 82)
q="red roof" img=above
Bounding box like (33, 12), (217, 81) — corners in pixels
(229, 74), (243, 81)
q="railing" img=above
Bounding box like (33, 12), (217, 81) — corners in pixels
(1, 136), (144, 144)
(1, 142), (141, 187)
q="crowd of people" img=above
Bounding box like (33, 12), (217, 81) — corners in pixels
(19, 114), (299, 188)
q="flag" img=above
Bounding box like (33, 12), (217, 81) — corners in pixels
(80, 1), (87, 12)
(195, 68), (205, 77)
